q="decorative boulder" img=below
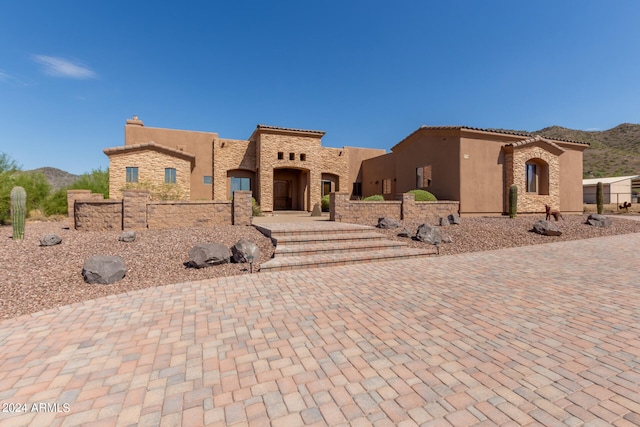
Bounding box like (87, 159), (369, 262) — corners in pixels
(532, 220), (562, 236)
(586, 214), (612, 228)
(82, 255), (126, 284)
(397, 228), (410, 238)
(40, 234), (62, 246)
(188, 243), (230, 268)
(118, 231), (136, 242)
(442, 235), (453, 244)
(377, 217), (399, 229)
(231, 239), (261, 263)
(311, 202), (322, 217)
(448, 214), (461, 225)
(439, 217), (450, 226)
(415, 223), (442, 245)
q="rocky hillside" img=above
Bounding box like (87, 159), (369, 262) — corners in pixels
(532, 123), (640, 178)
(26, 167), (79, 190)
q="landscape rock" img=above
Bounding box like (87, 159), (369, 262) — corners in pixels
(118, 231), (136, 242)
(311, 202), (322, 217)
(439, 217), (450, 226)
(586, 214), (612, 228)
(40, 234), (62, 246)
(448, 214), (461, 225)
(532, 220), (562, 236)
(415, 223), (442, 245)
(397, 228), (410, 238)
(82, 255), (126, 284)
(442, 235), (453, 244)
(188, 243), (230, 268)
(231, 239), (261, 263)
(377, 217), (400, 229)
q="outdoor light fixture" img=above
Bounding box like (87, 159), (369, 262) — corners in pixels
(247, 255), (254, 273)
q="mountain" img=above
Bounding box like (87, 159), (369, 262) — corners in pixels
(532, 123), (640, 178)
(27, 167), (80, 190)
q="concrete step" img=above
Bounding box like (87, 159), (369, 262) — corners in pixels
(272, 231), (387, 246)
(274, 239), (409, 257)
(254, 223), (374, 238)
(259, 247), (436, 272)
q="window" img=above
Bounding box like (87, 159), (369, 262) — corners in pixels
(203, 176), (212, 184)
(416, 165), (432, 188)
(289, 152), (295, 160)
(126, 167), (138, 183)
(382, 178), (392, 195)
(352, 182), (362, 197)
(526, 163), (537, 193)
(230, 177), (250, 194)
(165, 168), (177, 184)
(277, 152), (284, 160)
(300, 153), (306, 161)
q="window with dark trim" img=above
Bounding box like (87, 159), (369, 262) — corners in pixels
(382, 178), (392, 195)
(416, 165), (432, 188)
(230, 177), (251, 194)
(277, 152), (283, 160)
(289, 152), (295, 160)
(165, 168), (177, 184)
(300, 153), (306, 161)
(126, 167), (138, 183)
(203, 176), (212, 184)
(352, 182), (362, 197)
(526, 163), (537, 193)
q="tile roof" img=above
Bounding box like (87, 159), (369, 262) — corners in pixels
(255, 124), (326, 136)
(505, 135), (565, 152)
(103, 142), (196, 162)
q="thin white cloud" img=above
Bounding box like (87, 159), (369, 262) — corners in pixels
(0, 69), (9, 81)
(32, 55), (97, 79)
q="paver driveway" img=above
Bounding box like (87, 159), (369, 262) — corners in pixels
(1, 233), (639, 426)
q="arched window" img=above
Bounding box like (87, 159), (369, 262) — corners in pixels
(525, 158), (549, 195)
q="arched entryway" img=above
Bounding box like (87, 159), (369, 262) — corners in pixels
(273, 168), (310, 211)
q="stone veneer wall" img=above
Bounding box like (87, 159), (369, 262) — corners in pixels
(108, 150), (191, 200)
(74, 200), (122, 231)
(330, 192), (460, 224)
(69, 190), (252, 230)
(505, 145), (560, 213)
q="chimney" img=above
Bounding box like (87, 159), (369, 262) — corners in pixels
(126, 115), (144, 126)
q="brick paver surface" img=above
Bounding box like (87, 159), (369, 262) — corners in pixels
(1, 233), (639, 426)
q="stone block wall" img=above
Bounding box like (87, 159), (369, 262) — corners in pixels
(505, 145), (560, 213)
(331, 192), (460, 225)
(68, 190), (252, 230)
(212, 139), (256, 201)
(67, 190), (104, 222)
(74, 200), (123, 231)
(147, 201), (232, 229)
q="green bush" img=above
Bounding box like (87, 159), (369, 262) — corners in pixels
(12, 171), (51, 215)
(408, 189), (437, 201)
(72, 168), (109, 198)
(321, 194), (330, 211)
(363, 194), (384, 201)
(43, 188), (69, 216)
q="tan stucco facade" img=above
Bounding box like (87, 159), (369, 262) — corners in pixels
(104, 120), (588, 216)
(361, 126), (588, 215)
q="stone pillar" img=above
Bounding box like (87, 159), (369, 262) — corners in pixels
(67, 190), (92, 224)
(330, 192), (349, 222)
(232, 190), (252, 226)
(123, 190), (150, 230)
(401, 192), (415, 220)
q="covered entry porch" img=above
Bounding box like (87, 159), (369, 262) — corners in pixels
(273, 168), (310, 211)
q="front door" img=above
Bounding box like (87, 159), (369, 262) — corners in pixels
(274, 180), (291, 210)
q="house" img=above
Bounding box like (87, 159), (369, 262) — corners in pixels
(103, 117), (385, 213)
(359, 126), (589, 215)
(103, 119), (589, 216)
(583, 175), (640, 205)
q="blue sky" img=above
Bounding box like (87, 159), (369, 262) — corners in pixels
(1, 1), (639, 175)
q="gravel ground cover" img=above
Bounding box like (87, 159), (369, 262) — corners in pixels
(0, 220), (274, 320)
(1, 214), (639, 320)
(370, 213), (640, 256)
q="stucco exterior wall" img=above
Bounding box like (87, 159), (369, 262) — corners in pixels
(125, 120), (215, 200)
(343, 147), (387, 196)
(558, 143), (588, 212)
(360, 152), (397, 199)
(391, 130), (461, 202)
(108, 150), (191, 200)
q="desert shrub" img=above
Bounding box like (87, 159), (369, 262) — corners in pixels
(408, 189), (437, 201)
(71, 168), (109, 198)
(321, 194), (330, 211)
(363, 194), (384, 201)
(42, 188), (69, 216)
(252, 198), (262, 217)
(12, 171), (51, 215)
(0, 153), (20, 224)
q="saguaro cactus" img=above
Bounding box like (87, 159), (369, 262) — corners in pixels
(508, 184), (518, 218)
(11, 186), (26, 240)
(596, 181), (604, 215)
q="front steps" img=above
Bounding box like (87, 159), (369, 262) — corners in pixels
(255, 222), (436, 272)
